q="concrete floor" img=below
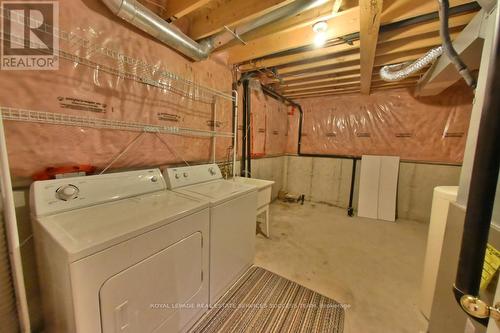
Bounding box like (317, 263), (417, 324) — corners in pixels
(254, 201), (429, 333)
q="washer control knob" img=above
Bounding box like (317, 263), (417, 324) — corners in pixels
(175, 173), (180, 179)
(209, 167), (216, 176)
(183, 172), (189, 178)
(56, 185), (79, 201)
(150, 176), (158, 182)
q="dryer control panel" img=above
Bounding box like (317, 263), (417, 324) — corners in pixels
(31, 169), (166, 216)
(164, 164), (222, 189)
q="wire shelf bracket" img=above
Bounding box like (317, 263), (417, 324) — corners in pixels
(0, 107), (234, 138)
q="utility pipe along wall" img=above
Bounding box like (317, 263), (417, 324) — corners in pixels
(453, 7), (500, 324)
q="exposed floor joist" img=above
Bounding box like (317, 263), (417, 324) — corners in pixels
(359, 0), (383, 94)
(175, 0), (478, 97)
(275, 33), (450, 78)
(281, 72), (361, 87)
(238, 40), (360, 72)
(378, 10), (475, 42)
(239, 7), (474, 74)
(284, 78), (418, 96)
(220, 6), (360, 64)
(216, 0), (346, 51)
(282, 74), (421, 94)
(285, 81), (418, 99)
(181, 0), (294, 40)
(163, 0), (211, 19)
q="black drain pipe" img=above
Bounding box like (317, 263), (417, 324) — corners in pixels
(453, 18), (500, 325)
(347, 159), (357, 216)
(239, 78), (253, 177)
(246, 81), (252, 177)
(241, 80), (248, 176)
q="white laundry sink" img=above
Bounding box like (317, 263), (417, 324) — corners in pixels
(234, 177), (274, 237)
(234, 177), (274, 209)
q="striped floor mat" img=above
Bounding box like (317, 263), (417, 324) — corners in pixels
(190, 267), (345, 333)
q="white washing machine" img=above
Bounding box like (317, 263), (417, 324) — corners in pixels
(163, 164), (257, 304)
(30, 169), (210, 333)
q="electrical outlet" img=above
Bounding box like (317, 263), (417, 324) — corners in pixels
(464, 318), (476, 333)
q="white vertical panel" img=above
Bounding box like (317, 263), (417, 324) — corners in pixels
(358, 155), (381, 219)
(0, 202), (20, 333)
(378, 156), (400, 222)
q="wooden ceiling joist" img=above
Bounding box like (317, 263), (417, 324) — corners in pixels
(282, 72), (361, 88)
(285, 86), (361, 98)
(220, 6), (360, 64)
(239, 10), (471, 74)
(162, 0), (211, 19)
(277, 34), (446, 78)
(378, 11), (474, 43)
(374, 47), (437, 66)
(292, 91), (360, 99)
(285, 80), (417, 99)
(380, 0), (475, 25)
(278, 52), (360, 76)
(238, 40), (360, 72)
(282, 74), (421, 94)
(182, 0), (294, 40)
(376, 30), (460, 56)
(332, 0), (343, 14)
(206, 0), (479, 98)
(284, 80), (363, 93)
(359, 0), (383, 94)
(280, 65), (362, 82)
(282, 74), (361, 89)
(216, 0), (360, 52)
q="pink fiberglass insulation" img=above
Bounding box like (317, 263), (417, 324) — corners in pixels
(1, 0), (234, 178)
(295, 83), (473, 163)
(286, 107), (300, 155)
(250, 90), (289, 157)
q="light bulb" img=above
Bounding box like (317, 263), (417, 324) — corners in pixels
(314, 31), (327, 47)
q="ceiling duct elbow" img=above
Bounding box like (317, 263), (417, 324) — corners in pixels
(101, 0), (212, 61)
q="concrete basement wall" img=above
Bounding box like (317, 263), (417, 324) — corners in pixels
(284, 155), (461, 223)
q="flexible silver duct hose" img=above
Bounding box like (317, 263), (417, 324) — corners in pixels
(379, 46), (443, 82)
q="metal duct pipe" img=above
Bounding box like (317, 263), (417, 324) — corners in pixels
(101, 0), (212, 61)
(102, 0), (327, 61)
(379, 46), (443, 81)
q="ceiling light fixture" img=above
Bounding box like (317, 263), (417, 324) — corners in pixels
(312, 21), (328, 47)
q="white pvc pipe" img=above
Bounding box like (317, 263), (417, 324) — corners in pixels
(232, 90), (239, 179)
(212, 98), (217, 164)
(0, 116), (31, 332)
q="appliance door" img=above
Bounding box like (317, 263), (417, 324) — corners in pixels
(210, 191), (257, 304)
(100, 232), (204, 333)
(69, 209), (209, 333)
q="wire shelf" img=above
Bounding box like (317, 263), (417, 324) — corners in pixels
(0, 8), (235, 104)
(0, 107), (234, 138)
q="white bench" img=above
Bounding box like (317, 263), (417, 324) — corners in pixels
(234, 177), (274, 237)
